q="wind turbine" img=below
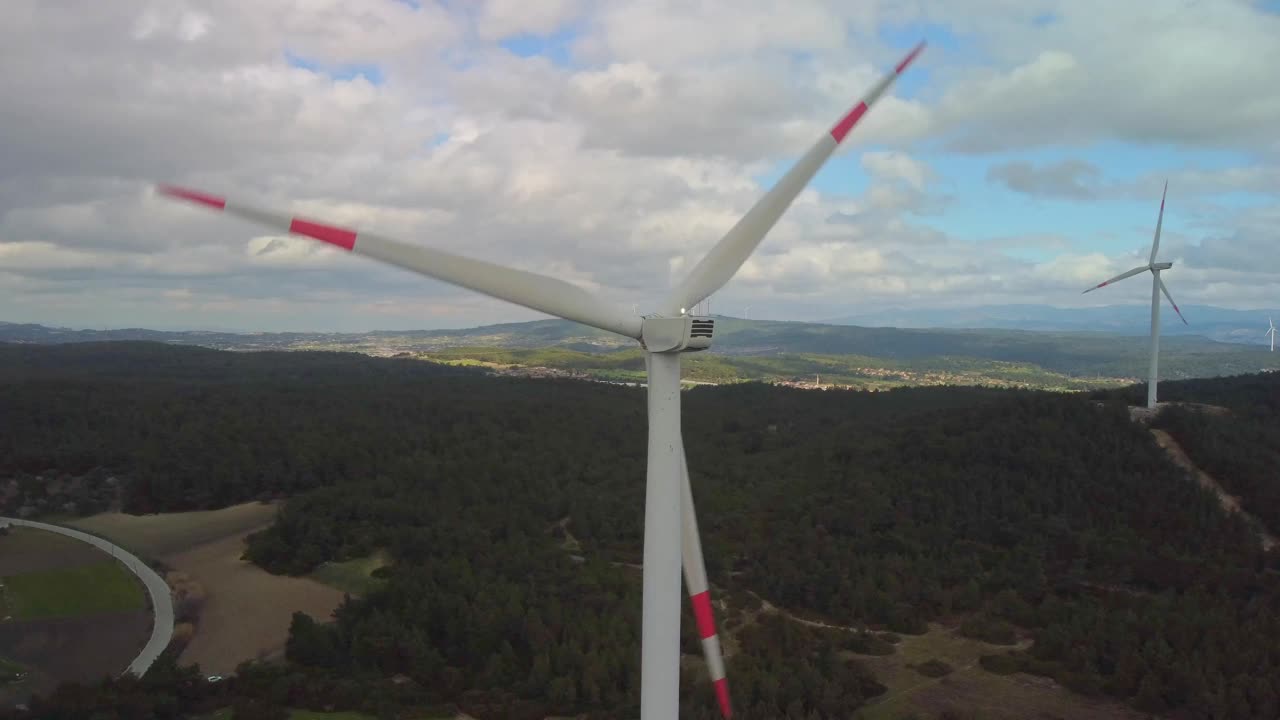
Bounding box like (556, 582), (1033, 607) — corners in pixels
(1267, 316), (1276, 352)
(154, 41), (925, 720)
(1082, 181), (1187, 409)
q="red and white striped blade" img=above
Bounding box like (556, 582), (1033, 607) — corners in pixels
(662, 41), (926, 316)
(1155, 275), (1187, 325)
(154, 185), (643, 339)
(679, 447), (731, 718)
(1082, 264), (1149, 294)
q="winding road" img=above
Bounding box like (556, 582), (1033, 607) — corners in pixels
(0, 517), (174, 677)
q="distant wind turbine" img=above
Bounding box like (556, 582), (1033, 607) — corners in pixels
(1082, 181), (1186, 409)
(1267, 316), (1276, 352)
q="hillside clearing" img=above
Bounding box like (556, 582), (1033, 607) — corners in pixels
(853, 624), (1145, 720)
(309, 551), (390, 596)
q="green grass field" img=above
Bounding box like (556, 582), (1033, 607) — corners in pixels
(0, 560), (145, 619)
(308, 551), (390, 595)
(0, 656), (24, 684)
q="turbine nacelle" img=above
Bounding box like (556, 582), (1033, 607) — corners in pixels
(641, 316), (714, 353)
(1151, 262), (1173, 271)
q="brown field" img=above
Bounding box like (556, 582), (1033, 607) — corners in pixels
(853, 623), (1147, 720)
(65, 501), (281, 557)
(162, 527), (346, 675)
(62, 501), (347, 676)
(0, 527), (106, 575)
(0, 607), (150, 704)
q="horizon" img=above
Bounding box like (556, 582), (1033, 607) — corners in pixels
(5, 299), (1279, 339)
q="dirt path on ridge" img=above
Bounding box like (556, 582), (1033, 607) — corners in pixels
(1150, 429), (1277, 552)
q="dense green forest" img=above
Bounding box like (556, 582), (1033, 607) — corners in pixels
(3, 343), (1280, 719)
(1096, 373), (1280, 535)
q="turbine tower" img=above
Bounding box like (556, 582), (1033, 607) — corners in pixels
(154, 41), (925, 719)
(1082, 181), (1187, 409)
(1267, 316), (1276, 352)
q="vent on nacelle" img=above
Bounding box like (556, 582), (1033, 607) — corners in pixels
(690, 319), (714, 339)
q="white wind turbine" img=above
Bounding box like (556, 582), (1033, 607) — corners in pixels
(1082, 181), (1187, 409)
(1267, 316), (1276, 352)
(154, 42), (925, 720)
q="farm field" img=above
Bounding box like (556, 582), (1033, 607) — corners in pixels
(0, 527), (104, 574)
(0, 527), (151, 705)
(66, 501), (346, 675)
(65, 501), (281, 557)
(853, 623), (1146, 720)
(1, 560), (144, 619)
(161, 523), (345, 674)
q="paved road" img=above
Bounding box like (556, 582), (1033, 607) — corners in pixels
(0, 517), (174, 677)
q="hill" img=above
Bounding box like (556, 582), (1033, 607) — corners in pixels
(3, 342), (1280, 719)
(4, 317), (1278, 391)
(827, 302), (1280, 345)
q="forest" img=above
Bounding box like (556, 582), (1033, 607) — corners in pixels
(2, 341), (1279, 719)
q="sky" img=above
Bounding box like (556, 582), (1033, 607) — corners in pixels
(1, 0), (1278, 332)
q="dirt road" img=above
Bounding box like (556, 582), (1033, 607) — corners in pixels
(1150, 429), (1277, 551)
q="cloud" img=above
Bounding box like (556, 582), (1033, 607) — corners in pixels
(0, 0), (1277, 332)
(862, 152), (932, 191)
(477, 0), (585, 41)
(986, 159), (1101, 199)
(929, 1), (1280, 152)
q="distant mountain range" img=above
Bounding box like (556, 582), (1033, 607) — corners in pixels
(826, 303), (1279, 345)
(4, 314), (1278, 385)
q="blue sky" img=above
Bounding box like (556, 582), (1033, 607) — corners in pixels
(285, 51), (386, 85)
(499, 28), (578, 68)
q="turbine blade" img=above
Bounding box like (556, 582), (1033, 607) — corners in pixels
(1082, 265), (1150, 294)
(156, 185), (642, 339)
(1149, 180), (1167, 265)
(1155, 275), (1187, 325)
(662, 42), (926, 315)
(679, 446), (731, 718)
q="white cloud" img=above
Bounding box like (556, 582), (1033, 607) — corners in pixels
(0, 0), (1277, 332)
(477, 0), (584, 41)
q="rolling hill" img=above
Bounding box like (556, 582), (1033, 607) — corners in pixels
(4, 317), (1278, 390)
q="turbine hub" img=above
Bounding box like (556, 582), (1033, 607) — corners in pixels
(640, 316), (714, 353)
